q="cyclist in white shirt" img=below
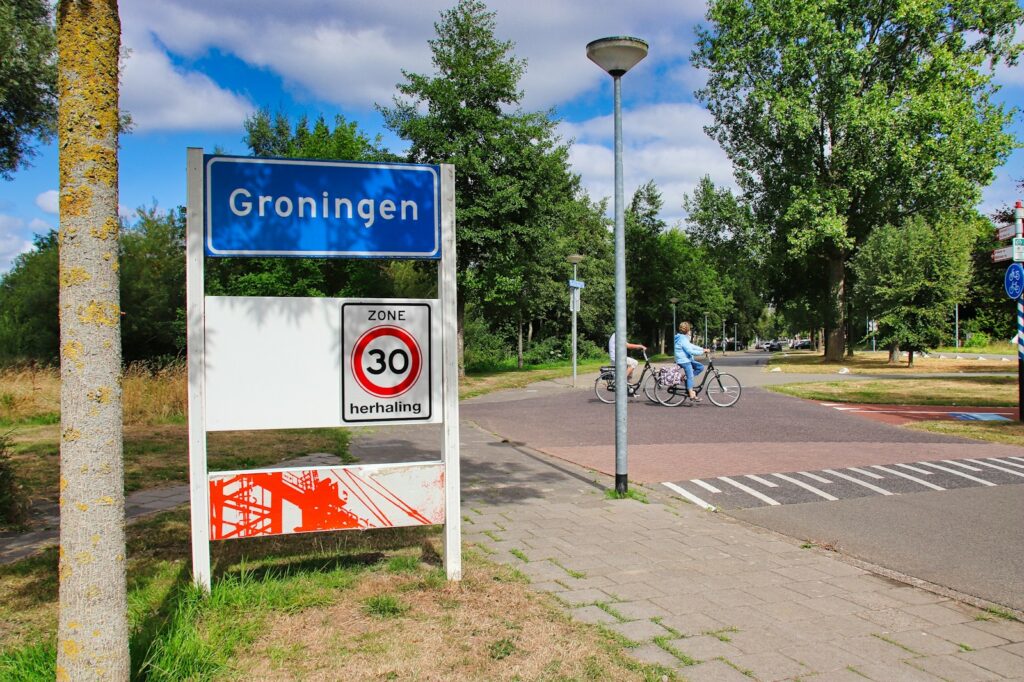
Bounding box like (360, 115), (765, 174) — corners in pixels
(608, 332), (647, 382)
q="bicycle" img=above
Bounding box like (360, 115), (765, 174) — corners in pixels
(594, 350), (659, 404)
(654, 351), (742, 407)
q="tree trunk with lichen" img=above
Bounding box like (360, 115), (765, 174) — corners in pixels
(56, 1), (128, 680)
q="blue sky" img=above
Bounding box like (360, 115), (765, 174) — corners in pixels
(0, 0), (1021, 273)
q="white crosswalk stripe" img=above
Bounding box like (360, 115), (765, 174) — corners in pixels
(659, 457), (1020, 511)
(823, 469), (893, 495)
(892, 462), (935, 475)
(871, 464), (944, 491)
(718, 476), (780, 506)
(663, 482), (715, 511)
(846, 466), (884, 480)
(917, 461), (996, 486)
(966, 459), (1024, 478)
(1008, 456), (1024, 465)
(991, 457), (1024, 470)
(772, 473), (837, 501)
(691, 478), (722, 494)
(942, 460), (983, 472)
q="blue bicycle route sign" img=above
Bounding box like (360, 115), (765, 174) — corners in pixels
(1005, 262), (1024, 299)
(204, 155), (441, 259)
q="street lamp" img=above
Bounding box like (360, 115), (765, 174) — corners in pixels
(588, 36), (648, 495)
(670, 297), (678, 337)
(567, 254), (584, 387)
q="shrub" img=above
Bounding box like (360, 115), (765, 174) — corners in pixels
(964, 331), (990, 349)
(0, 433), (28, 527)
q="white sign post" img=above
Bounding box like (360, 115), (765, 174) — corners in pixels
(186, 150), (461, 590)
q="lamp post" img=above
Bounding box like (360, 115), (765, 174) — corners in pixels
(568, 254), (584, 387)
(588, 36), (648, 495)
(670, 297), (678, 337)
(704, 312), (708, 347)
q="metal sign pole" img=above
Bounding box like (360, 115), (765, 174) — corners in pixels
(1016, 201), (1023, 424)
(185, 147), (211, 590)
(439, 165), (462, 579)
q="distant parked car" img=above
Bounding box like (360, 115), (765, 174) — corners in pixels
(795, 339), (812, 350)
(766, 339), (784, 352)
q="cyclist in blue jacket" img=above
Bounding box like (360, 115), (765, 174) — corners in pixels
(674, 321), (707, 402)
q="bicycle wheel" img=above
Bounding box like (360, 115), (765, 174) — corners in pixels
(642, 372), (659, 403)
(655, 380), (689, 407)
(706, 372), (741, 407)
(594, 371), (616, 403)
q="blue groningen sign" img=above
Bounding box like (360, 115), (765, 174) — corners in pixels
(204, 155), (441, 259)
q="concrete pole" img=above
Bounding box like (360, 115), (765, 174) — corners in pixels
(613, 74), (628, 494)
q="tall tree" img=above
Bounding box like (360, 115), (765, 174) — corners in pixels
(0, 0), (57, 177)
(0, 230), (59, 362)
(379, 0), (574, 371)
(56, 0), (128, 679)
(694, 0), (1022, 360)
(852, 214), (974, 366)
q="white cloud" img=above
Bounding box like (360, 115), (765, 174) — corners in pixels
(564, 103), (735, 222)
(0, 215), (35, 274)
(120, 33), (255, 132)
(35, 190), (59, 214)
(121, 0), (708, 112)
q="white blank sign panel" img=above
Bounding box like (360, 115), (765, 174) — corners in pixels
(203, 296), (441, 431)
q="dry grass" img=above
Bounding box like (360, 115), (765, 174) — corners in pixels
(0, 362), (188, 427)
(767, 350), (1012, 375)
(234, 550), (658, 681)
(0, 366), (59, 425)
(766, 376), (1017, 406)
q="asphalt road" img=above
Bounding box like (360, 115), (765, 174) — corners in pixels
(461, 352), (1024, 611)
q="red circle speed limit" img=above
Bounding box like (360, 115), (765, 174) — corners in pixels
(351, 325), (423, 398)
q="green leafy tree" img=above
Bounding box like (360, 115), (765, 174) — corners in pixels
(120, 206), (186, 362)
(694, 0), (1023, 361)
(0, 230), (59, 362)
(379, 0), (575, 371)
(0, 0), (57, 177)
(852, 214), (974, 366)
(682, 176), (764, 339)
(206, 110), (398, 299)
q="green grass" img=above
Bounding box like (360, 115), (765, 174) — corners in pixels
(604, 487), (649, 504)
(363, 594), (410, 618)
(766, 376), (1016, 406)
(510, 548), (530, 563)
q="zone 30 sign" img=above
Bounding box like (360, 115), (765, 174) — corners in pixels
(343, 301), (438, 422)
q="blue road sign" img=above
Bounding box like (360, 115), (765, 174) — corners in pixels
(568, 279), (585, 289)
(1005, 262), (1024, 299)
(204, 155), (440, 258)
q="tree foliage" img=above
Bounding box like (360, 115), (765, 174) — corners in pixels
(0, 0), (57, 177)
(694, 0), (1023, 359)
(852, 214), (974, 365)
(379, 0), (581, 368)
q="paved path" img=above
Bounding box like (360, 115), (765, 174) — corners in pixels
(352, 421), (1024, 681)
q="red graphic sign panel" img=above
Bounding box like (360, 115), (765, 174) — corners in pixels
(209, 463), (445, 540)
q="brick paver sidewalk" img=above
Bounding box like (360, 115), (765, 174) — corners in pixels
(416, 422), (1024, 681)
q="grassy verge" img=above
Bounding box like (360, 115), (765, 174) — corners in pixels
(905, 420), (1024, 447)
(766, 350), (1012, 375)
(460, 358), (609, 399)
(0, 508), (675, 681)
(765, 376), (1016, 406)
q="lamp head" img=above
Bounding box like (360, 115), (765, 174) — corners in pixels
(587, 36), (648, 77)
(669, 297), (679, 305)
(567, 254), (584, 265)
